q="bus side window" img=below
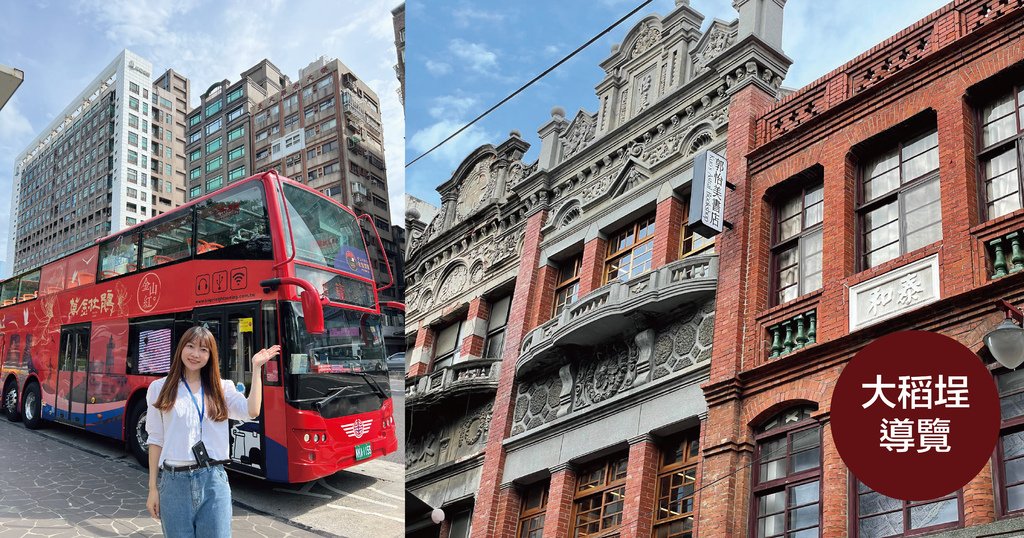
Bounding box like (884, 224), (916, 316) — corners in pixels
(128, 316), (176, 375)
(1, 277), (21, 306)
(99, 234), (141, 280)
(141, 212), (193, 269)
(196, 183), (273, 261)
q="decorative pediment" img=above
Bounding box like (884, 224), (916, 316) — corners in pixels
(581, 159), (652, 207)
(630, 20), (663, 59)
(691, 21), (736, 74)
(559, 110), (596, 163)
(454, 155), (497, 223)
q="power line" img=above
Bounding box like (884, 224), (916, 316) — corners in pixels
(405, 0), (655, 168)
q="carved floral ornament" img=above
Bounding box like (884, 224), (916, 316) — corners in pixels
(692, 26), (734, 73)
(560, 112), (596, 163)
(630, 21), (662, 58)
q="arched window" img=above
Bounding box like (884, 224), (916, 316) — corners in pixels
(751, 406), (821, 538)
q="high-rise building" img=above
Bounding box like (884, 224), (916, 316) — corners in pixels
(249, 57), (399, 302)
(393, 3), (405, 105)
(7, 50), (190, 277)
(184, 60), (289, 200)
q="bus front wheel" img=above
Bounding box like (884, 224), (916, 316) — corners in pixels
(22, 383), (41, 430)
(3, 381), (20, 422)
(127, 399), (149, 467)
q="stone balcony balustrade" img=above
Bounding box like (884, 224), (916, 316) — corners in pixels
(516, 255), (718, 377)
(406, 358), (502, 410)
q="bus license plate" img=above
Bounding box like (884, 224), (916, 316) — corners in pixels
(355, 443), (372, 461)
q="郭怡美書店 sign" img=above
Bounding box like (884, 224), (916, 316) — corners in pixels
(689, 150), (727, 237)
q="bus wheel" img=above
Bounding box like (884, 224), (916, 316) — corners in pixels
(127, 399), (149, 467)
(4, 381), (20, 422)
(22, 383), (41, 430)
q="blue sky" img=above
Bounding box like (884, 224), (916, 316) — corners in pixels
(405, 0), (950, 208)
(0, 0), (405, 268)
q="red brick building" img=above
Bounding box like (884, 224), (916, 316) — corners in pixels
(700, 1), (1024, 537)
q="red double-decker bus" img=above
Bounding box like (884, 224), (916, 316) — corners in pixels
(0, 171), (398, 483)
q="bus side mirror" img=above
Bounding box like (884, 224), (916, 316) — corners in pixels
(260, 277), (326, 334)
(300, 289), (325, 334)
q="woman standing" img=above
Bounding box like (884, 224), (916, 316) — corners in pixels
(144, 325), (279, 537)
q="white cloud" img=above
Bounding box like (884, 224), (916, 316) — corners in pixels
(428, 95), (478, 120)
(452, 7), (504, 27)
(0, 97), (34, 145)
(409, 119), (494, 169)
(449, 39), (498, 73)
(425, 59), (452, 76)
(543, 44), (560, 57)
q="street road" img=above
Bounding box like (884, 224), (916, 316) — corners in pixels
(0, 374), (406, 537)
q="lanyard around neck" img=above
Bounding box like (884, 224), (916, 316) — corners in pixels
(182, 378), (205, 437)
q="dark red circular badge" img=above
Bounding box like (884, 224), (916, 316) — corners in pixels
(831, 330), (1000, 501)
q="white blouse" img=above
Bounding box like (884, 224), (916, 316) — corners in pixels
(145, 377), (253, 467)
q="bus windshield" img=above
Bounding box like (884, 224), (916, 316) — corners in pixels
(281, 302), (390, 413)
(282, 184), (372, 279)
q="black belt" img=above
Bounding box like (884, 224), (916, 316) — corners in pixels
(161, 460), (231, 472)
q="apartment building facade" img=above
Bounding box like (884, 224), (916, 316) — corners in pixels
(404, 1), (790, 536)
(7, 50), (190, 277)
(700, 1), (1024, 537)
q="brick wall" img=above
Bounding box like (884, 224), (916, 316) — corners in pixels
(620, 438), (660, 538)
(701, 6), (1024, 538)
(541, 466), (576, 538)
(652, 196), (685, 267)
(578, 236), (607, 297)
(470, 209), (548, 538)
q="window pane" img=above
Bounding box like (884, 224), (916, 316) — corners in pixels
(757, 513), (784, 538)
(779, 214), (802, 242)
(804, 186), (823, 228)
(1001, 391), (1024, 421)
(867, 149), (899, 180)
(1008, 483), (1024, 512)
(195, 183), (272, 260)
(864, 202), (898, 232)
(999, 368), (1024, 394)
(792, 429), (819, 451)
(1007, 455), (1024, 485)
(866, 243), (900, 268)
(789, 528), (819, 538)
(983, 93), (1015, 124)
(141, 213), (193, 268)
(901, 146), (939, 181)
(791, 449), (820, 473)
(908, 498), (957, 529)
(858, 513), (903, 538)
(801, 231), (822, 294)
(787, 504), (819, 530)
(759, 490), (785, 514)
(864, 221), (899, 252)
(790, 482), (819, 506)
(859, 489), (902, 516)
(905, 223), (941, 253)
(982, 93), (1017, 146)
(901, 130), (938, 161)
(761, 459), (786, 483)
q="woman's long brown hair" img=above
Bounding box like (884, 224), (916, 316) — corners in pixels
(153, 326), (228, 421)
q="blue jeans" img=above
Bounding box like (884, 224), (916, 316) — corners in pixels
(158, 465), (232, 537)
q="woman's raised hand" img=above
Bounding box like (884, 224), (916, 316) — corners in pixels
(251, 345), (281, 369)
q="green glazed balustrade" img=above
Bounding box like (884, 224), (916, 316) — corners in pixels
(768, 310), (817, 358)
(989, 231), (1024, 278)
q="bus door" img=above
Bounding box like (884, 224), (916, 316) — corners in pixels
(194, 302), (265, 476)
(56, 324), (91, 426)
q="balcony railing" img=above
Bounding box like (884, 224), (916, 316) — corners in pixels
(987, 230), (1024, 279)
(767, 310), (817, 359)
(406, 358), (501, 409)
(516, 255), (718, 377)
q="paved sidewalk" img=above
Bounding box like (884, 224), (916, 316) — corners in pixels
(0, 419), (322, 537)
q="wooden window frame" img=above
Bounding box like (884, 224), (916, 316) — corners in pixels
(483, 295), (512, 360)
(603, 214), (656, 284)
(553, 254), (582, 318)
(770, 182), (824, 306)
(850, 479), (961, 537)
(653, 433), (700, 538)
(517, 482), (549, 538)
(571, 453), (629, 538)
(995, 367), (1024, 517)
(750, 409), (822, 538)
(976, 79), (1024, 222)
(856, 125), (941, 271)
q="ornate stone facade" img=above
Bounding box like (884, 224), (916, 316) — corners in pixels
(510, 299), (715, 436)
(407, 400), (494, 475)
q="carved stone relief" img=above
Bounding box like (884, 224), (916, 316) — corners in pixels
(630, 21), (662, 58)
(692, 26), (734, 73)
(407, 401), (494, 473)
(455, 156), (496, 222)
(634, 69), (655, 115)
(436, 264), (469, 304)
(560, 112), (596, 163)
(510, 299), (716, 435)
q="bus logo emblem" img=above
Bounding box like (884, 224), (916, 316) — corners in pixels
(138, 273), (161, 312)
(342, 419), (372, 439)
(345, 250), (358, 271)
